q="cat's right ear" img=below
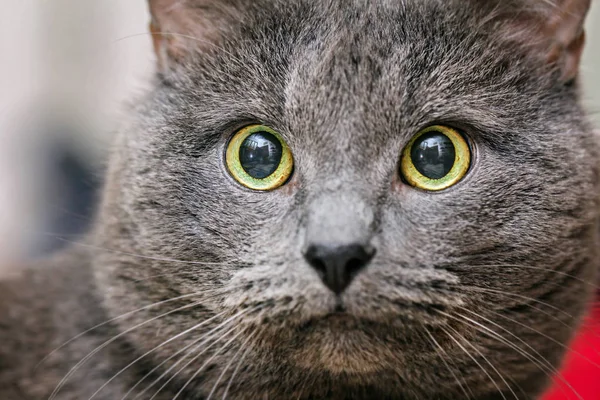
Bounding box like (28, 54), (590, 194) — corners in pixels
(491, 0), (591, 84)
(147, 0), (246, 72)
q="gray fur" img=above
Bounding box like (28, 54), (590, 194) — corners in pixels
(1, 0), (599, 399)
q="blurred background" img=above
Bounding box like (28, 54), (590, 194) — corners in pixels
(0, 1), (599, 271)
(0, 1), (152, 270)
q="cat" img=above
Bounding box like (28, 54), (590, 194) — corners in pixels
(1, 0), (599, 399)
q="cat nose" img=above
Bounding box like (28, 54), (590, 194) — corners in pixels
(304, 243), (375, 295)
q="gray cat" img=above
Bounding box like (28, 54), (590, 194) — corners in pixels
(1, 0), (599, 399)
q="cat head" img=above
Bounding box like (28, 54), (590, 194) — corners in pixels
(94, 0), (599, 398)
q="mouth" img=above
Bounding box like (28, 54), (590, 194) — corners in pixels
(296, 306), (417, 338)
(306, 309), (358, 328)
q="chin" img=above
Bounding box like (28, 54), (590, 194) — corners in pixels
(266, 312), (415, 374)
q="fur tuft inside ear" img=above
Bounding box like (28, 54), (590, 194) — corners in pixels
(147, 0), (247, 71)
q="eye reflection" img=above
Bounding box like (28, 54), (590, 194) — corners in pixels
(239, 132), (283, 179)
(410, 132), (455, 179)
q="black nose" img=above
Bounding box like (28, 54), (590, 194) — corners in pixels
(304, 243), (375, 295)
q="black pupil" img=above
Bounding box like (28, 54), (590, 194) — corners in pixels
(239, 132), (283, 179)
(410, 132), (456, 179)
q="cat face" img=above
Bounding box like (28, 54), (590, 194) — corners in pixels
(95, 0), (599, 398)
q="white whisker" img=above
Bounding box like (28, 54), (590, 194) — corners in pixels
(37, 292), (206, 370)
(88, 310), (228, 400)
(464, 286), (576, 320)
(139, 306), (260, 400)
(450, 309), (584, 400)
(173, 328), (248, 400)
(53, 238), (235, 266)
(488, 309), (600, 370)
(464, 263), (599, 291)
(49, 300), (205, 400)
(441, 326), (508, 400)
(222, 327), (261, 400)
(206, 329), (257, 400)
(447, 325), (518, 400)
(421, 325), (472, 399)
(122, 326), (225, 400)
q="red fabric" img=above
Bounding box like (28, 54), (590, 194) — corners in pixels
(542, 304), (600, 400)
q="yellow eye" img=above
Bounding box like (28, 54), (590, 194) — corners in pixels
(226, 124), (294, 191)
(400, 125), (471, 191)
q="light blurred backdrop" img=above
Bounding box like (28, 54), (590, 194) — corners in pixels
(0, 1), (599, 269)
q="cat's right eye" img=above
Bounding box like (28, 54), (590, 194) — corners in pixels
(226, 124), (294, 191)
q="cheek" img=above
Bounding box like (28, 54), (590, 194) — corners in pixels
(379, 194), (469, 266)
(185, 178), (301, 261)
(131, 147), (307, 275)
(379, 180), (572, 290)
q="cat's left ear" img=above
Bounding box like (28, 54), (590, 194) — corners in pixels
(521, 0), (591, 83)
(147, 0), (246, 72)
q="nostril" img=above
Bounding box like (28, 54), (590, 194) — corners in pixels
(306, 255), (327, 279)
(346, 257), (367, 279)
(303, 243), (375, 295)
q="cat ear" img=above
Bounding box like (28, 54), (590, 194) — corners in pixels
(510, 0), (591, 83)
(147, 0), (245, 71)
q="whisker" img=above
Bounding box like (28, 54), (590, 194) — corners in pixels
(88, 310), (229, 400)
(421, 325), (473, 399)
(487, 309), (600, 371)
(131, 312), (246, 400)
(49, 300), (205, 400)
(462, 286), (600, 373)
(441, 326), (508, 400)
(173, 328), (248, 400)
(134, 270), (201, 282)
(463, 285), (600, 348)
(37, 292), (206, 370)
(133, 272), (254, 284)
(462, 286), (576, 320)
(461, 263), (599, 291)
(139, 306), (260, 400)
(145, 325), (239, 400)
(139, 320), (244, 400)
(449, 324), (518, 399)
(294, 374), (310, 400)
(206, 329), (258, 400)
(474, 288), (600, 345)
(52, 237), (235, 266)
(454, 309), (557, 370)
(121, 334), (201, 400)
(450, 309), (584, 400)
(222, 327), (261, 400)
(461, 286), (575, 329)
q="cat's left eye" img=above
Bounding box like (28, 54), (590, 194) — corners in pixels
(226, 124), (294, 191)
(400, 125), (471, 191)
